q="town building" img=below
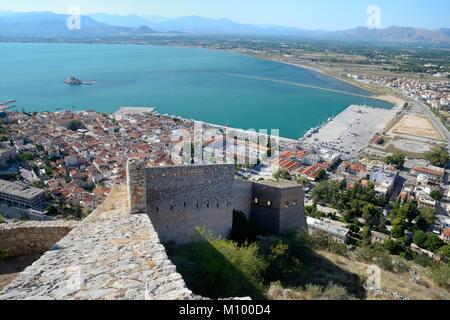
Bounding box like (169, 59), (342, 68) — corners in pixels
(369, 166), (399, 196)
(371, 231), (390, 244)
(411, 164), (445, 186)
(0, 179), (45, 208)
(337, 161), (369, 179)
(0, 148), (16, 165)
(414, 185), (437, 209)
(250, 179), (306, 236)
(306, 217), (350, 244)
(442, 229), (450, 243)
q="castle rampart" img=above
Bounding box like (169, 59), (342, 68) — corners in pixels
(0, 221), (77, 257)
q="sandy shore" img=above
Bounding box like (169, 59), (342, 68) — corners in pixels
(373, 94), (406, 107)
(238, 51), (405, 107)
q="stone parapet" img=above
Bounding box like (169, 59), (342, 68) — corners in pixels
(0, 221), (77, 257)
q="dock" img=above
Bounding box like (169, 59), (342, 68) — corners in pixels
(0, 100), (16, 110)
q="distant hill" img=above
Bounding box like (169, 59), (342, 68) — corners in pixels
(0, 11), (133, 37)
(86, 12), (450, 45)
(1, 11), (449, 46)
(87, 13), (172, 27)
(333, 26), (450, 45)
(86, 13), (156, 29)
(128, 25), (157, 35)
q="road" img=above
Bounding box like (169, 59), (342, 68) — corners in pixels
(394, 88), (450, 147)
(416, 100), (450, 146)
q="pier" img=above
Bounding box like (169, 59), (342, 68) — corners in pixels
(0, 100), (16, 110)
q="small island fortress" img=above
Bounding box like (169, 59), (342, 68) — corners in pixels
(0, 160), (306, 300)
(64, 76), (95, 85)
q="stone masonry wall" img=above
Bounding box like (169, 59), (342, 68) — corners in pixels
(0, 187), (198, 300)
(127, 159), (147, 214)
(0, 221), (78, 257)
(232, 179), (253, 220)
(144, 164), (235, 244)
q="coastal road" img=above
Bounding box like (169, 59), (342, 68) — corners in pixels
(415, 100), (450, 145)
(394, 88), (450, 146)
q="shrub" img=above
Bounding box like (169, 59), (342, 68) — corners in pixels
(0, 213), (5, 224)
(423, 234), (445, 253)
(169, 228), (267, 299)
(308, 232), (349, 257)
(439, 245), (450, 265)
(321, 284), (352, 300)
(425, 146), (449, 168)
(413, 230), (428, 248)
(385, 153), (405, 169)
(430, 265), (450, 289)
(303, 283), (352, 300)
(356, 244), (395, 272)
(259, 237), (303, 283)
(413, 254), (435, 268)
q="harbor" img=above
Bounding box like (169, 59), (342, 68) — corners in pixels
(302, 104), (401, 160)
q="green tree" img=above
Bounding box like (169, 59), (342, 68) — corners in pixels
(362, 204), (381, 228)
(424, 234), (445, 253)
(425, 146), (449, 168)
(273, 170), (291, 181)
(385, 153), (405, 169)
(259, 239), (302, 283)
(419, 207), (436, 226)
(361, 226), (372, 247)
(171, 228), (267, 299)
(18, 151), (33, 162)
(439, 245), (450, 265)
(430, 189), (443, 202)
(315, 169), (327, 182)
(391, 201), (418, 223)
(391, 219), (406, 238)
(413, 230), (428, 248)
(68, 119), (84, 131)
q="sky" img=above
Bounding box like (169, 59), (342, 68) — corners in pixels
(0, 0), (449, 30)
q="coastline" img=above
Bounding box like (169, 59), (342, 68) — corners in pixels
(114, 106), (300, 148)
(3, 41), (408, 142)
(237, 51), (406, 108)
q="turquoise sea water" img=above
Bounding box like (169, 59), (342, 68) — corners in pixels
(0, 42), (392, 139)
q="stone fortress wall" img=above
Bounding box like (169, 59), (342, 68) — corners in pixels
(0, 186), (199, 300)
(232, 179), (254, 220)
(144, 164), (235, 244)
(127, 159), (306, 243)
(0, 221), (78, 257)
(1, 160), (306, 300)
(251, 181), (306, 235)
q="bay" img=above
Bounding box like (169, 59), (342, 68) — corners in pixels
(0, 42), (392, 139)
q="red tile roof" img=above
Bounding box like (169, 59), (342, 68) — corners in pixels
(443, 229), (450, 238)
(413, 166), (445, 177)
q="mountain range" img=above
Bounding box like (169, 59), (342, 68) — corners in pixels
(0, 11), (449, 46)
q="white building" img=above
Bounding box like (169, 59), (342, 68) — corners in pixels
(369, 166), (399, 196)
(306, 217), (350, 244)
